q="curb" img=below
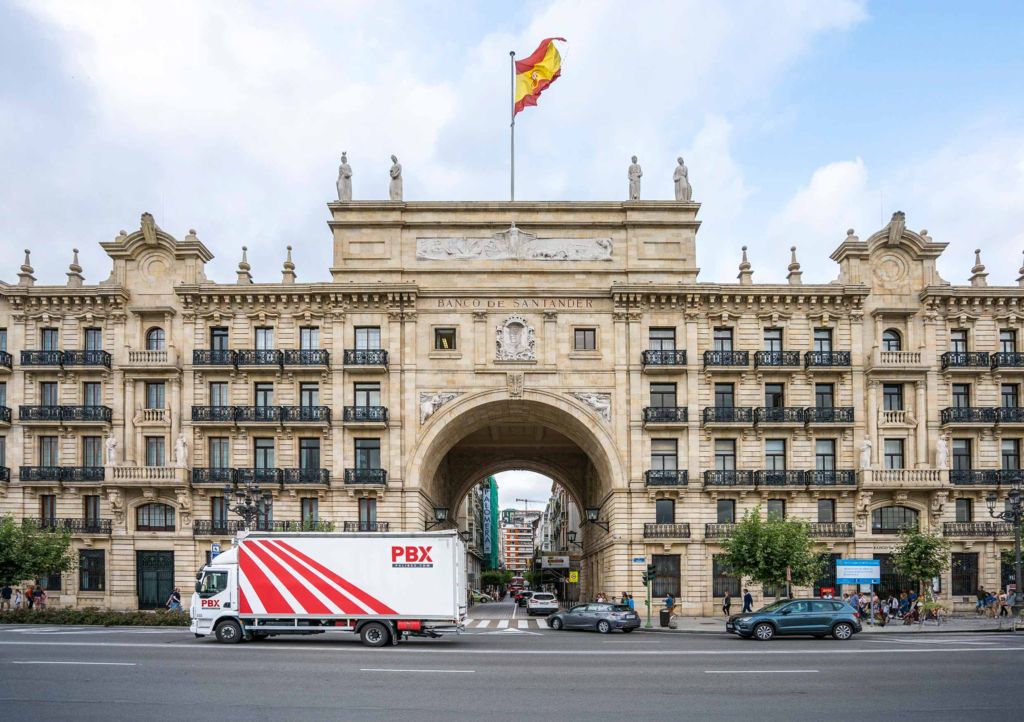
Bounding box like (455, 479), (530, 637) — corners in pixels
(636, 621), (1014, 635)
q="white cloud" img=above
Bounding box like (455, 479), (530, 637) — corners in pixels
(493, 471), (556, 512)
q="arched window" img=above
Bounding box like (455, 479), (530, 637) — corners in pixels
(146, 327), (166, 351)
(882, 329), (902, 352)
(137, 503), (175, 531)
(871, 505), (918, 534)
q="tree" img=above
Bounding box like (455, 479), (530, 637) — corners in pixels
(480, 570), (512, 588)
(0, 516), (77, 587)
(891, 527), (950, 599)
(720, 508), (825, 595)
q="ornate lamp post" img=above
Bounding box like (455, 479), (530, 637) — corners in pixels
(223, 481), (273, 531)
(986, 482), (1023, 610)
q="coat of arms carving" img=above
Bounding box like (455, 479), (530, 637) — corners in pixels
(496, 315), (536, 361)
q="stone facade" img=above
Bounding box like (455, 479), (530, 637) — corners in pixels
(1, 200), (1021, 613)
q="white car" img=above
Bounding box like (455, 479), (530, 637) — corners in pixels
(526, 592), (559, 616)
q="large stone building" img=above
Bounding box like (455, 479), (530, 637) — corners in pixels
(1, 192), (1021, 613)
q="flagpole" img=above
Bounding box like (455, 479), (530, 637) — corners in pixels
(509, 50), (515, 202)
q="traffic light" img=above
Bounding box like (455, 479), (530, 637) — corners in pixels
(642, 563), (657, 587)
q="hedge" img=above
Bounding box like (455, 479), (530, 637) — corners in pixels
(0, 608), (190, 626)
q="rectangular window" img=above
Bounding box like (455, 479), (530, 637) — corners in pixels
(79, 550), (105, 592)
(145, 382), (166, 409)
(355, 326), (381, 350)
(884, 439), (905, 469)
(211, 497), (228, 526)
(355, 439), (381, 469)
(209, 382), (229, 407)
(0, 436), (5, 467)
(952, 552), (979, 596)
(209, 327), (229, 350)
(41, 328), (59, 351)
(254, 327), (274, 350)
(763, 328), (783, 352)
(359, 497), (377, 528)
(39, 436), (59, 466)
(815, 383), (835, 409)
(253, 438), (274, 469)
(299, 327), (320, 350)
(84, 495), (101, 523)
(434, 328), (457, 350)
(713, 327), (734, 352)
(573, 328), (597, 351)
(650, 439), (678, 471)
(209, 438), (230, 468)
(949, 329), (968, 354)
(1001, 384), (1019, 409)
(813, 328), (833, 353)
(951, 383), (970, 408)
(712, 554), (740, 598)
(766, 499), (786, 520)
(764, 383), (784, 408)
(817, 499), (836, 523)
(0, 328), (6, 352)
(650, 383), (677, 408)
(955, 498), (973, 523)
(883, 384), (904, 411)
(301, 497), (319, 525)
(0, 381), (5, 407)
(714, 383), (734, 408)
(83, 382), (102, 406)
(299, 438), (320, 469)
(655, 498), (675, 524)
(1001, 439), (1020, 470)
(82, 436), (102, 467)
(714, 439), (736, 471)
(354, 382), (381, 407)
(254, 382), (274, 407)
(1000, 329), (1017, 354)
(649, 328), (676, 351)
(952, 439), (972, 471)
(83, 327), (103, 351)
(765, 439), (786, 471)
(40, 381), (58, 406)
(652, 554), (681, 598)
(299, 382), (319, 407)
(716, 499), (735, 524)
(145, 437), (165, 467)
(815, 439), (836, 471)
(40, 494), (56, 522)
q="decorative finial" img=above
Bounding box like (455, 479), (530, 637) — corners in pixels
(281, 245), (296, 284)
(236, 246), (253, 285)
(737, 246), (753, 285)
(66, 247), (84, 288)
(787, 246), (802, 285)
(969, 248), (988, 288)
(18, 249), (35, 287)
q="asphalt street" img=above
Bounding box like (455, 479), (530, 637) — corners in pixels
(0, 619), (1021, 721)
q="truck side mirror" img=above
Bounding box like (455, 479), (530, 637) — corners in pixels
(195, 581), (201, 593)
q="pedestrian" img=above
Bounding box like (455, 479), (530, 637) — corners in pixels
(664, 592), (675, 616)
(596, 592), (606, 603)
(976, 586), (987, 613)
(620, 591), (629, 605)
(742, 588), (753, 613)
(13, 588), (23, 610)
(32, 585), (45, 610)
(166, 587), (182, 611)
(24, 585), (34, 611)
(627, 594), (635, 611)
(849, 591), (860, 614)
(0, 584), (11, 612)
(722, 590), (732, 617)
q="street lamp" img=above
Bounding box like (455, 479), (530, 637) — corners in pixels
(566, 530), (582, 549)
(425, 506), (450, 531)
(223, 480), (273, 531)
(986, 483), (1023, 610)
(583, 507), (609, 533)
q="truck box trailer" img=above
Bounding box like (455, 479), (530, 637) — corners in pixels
(190, 530), (467, 646)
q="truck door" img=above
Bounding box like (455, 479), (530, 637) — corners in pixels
(197, 568), (233, 617)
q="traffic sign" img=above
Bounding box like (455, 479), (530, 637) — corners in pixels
(211, 543), (221, 557)
(568, 570), (579, 583)
(836, 559), (880, 585)
(632, 556), (646, 563)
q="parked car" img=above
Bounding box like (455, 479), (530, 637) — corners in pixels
(526, 592), (559, 616)
(726, 598), (862, 641)
(515, 590), (535, 607)
(546, 603), (641, 633)
(469, 590), (491, 603)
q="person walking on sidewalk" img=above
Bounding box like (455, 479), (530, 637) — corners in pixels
(722, 590), (732, 617)
(742, 588), (753, 613)
(0, 585), (11, 611)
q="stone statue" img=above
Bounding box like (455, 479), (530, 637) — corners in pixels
(174, 433), (189, 468)
(673, 157), (692, 201)
(176, 489), (193, 525)
(419, 391), (462, 424)
(886, 210), (906, 246)
(104, 432), (118, 465)
(935, 437), (949, 470)
(388, 154), (403, 201)
(336, 152), (353, 201)
(627, 155), (642, 200)
(107, 489), (124, 524)
(859, 438), (872, 469)
(140, 212), (158, 245)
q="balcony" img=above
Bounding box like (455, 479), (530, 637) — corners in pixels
(282, 468), (330, 485)
(753, 470), (805, 486)
(192, 406), (236, 423)
(19, 466), (62, 482)
(126, 348), (179, 368)
(343, 521), (391, 532)
(941, 351), (990, 370)
(805, 470), (856, 486)
(992, 352), (1024, 370)
(0, 350), (12, 369)
(24, 517), (112, 535)
(20, 405), (111, 423)
(343, 349), (388, 369)
(235, 406), (285, 423)
(0, 406), (10, 424)
(192, 519), (335, 535)
(641, 350), (687, 369)
(996, 407), (1024, 424)
(235, 349), (284, 367)
(703, 470), (754, 486)
(705, 523), (736, 539)
(860, 469), (945, 488)
(282, 405), (331, 424)
(754, 407), (805, 424)
(19, 406), (61, 422)
(804, 406), (854, 424)
(644, 470), (689, 487)
(998, 469), (1024, 484)
(283, 349), (330, 366)
(343, 406), (389, 424)
(702, 406), (753, 424)
(804, 351), (851, 368)
(191, 467), (236, 484)
(63, 350), (112, 368)
(642, 406), (688, 425)
(949, 469), (999, 485)
(19, 466), (104, 482)
(234, 468), (283, 485)
(193, 519), (244, 535)
(110, 466), (184, 484)
(192, 349), (236, 366)
(21, 350), (63, 366)
(344, 468), (387, 485)
(943, 521), (1014, 537)
(703, 350), (749, 368)
(0, 467), (9, 482)
(880, 409), (910, 425)
(754, 350), (801, 368)
(809, 522), (854, 538)
(643, 523), (691, 539)
(940, 407), (996, 424)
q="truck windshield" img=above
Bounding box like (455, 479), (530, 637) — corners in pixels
(200, 571), (228, 596)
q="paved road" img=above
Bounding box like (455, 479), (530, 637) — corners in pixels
(1, 623), (1021, 721)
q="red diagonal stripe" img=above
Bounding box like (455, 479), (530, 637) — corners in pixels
(239, 545), (294, 615)
(263, 540), (363, 614)
(273, 540), (398, 614)
(239, 586), (252, 614)
(246, 540), (331, 615)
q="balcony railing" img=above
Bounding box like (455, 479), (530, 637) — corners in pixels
(62, 350), (111, 368)
(190, 467), (236, 484)
(641, 350), (687, 366)
(949, 469), (999, 485)
(754, 470), (805, 486)
(880, 409), (908, 425)
(193, 519), (334, 535)
(643, 523), (691, 539)
(702, 406), (753, 423)
(860, 469), (945, 487)
(992, 352), (1024, 370)
(0, 466), (9, 482)
(283, 349), (330, 366)
(343, 349), (388, 366)
(19, 466), (62, 482)
(235, 349), (284, 366)
(996, 407), (1024, 424)
(754, 350), (801, 367)
(877, 350), (922, 366)
(19, 405), (62, 422)
(343, 521), (391, 532)
(804, 351), (851, 368)
(127, 349), (175, 366)
(999, 469), (1024, 484)
(644, 469), (689, 486)
(703, 470), (754, 486)
(282, 405), (331, 423)
(111, 466), (181, 482)
(19, 466), (104, 482)
(642, 407), (688, 424)
(235, 468), (283, 485)
(805, 470), (856, 486)
(61, 405), (113, 423)
(192, 349), (236, 366)
(235, 406), (285, 423)
(343, 406), (389, 423)
(941, 351), (990, 369)
(705, 523), (736, 539)
(192, 406), (236, 423)
(809, 522), (854, 538)
(703, 350), (749, 367)
(344, 468), (387, 485)
(940, 407), (996, 424)
(21, 350), (63, 366)
(754, 406), (805, 424)
(804, 406), (854, 423)
(943, 522), (1014, 537)
(0, 350), (12, 369)
(282, 468), (330, 485)
(24, 517), (112, 535)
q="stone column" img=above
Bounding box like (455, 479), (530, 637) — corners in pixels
(685, 315), (701, 475)
(543, 310), (557, 368)
(472, 311), (487, 368)
(915, 380), (927, 467)
(124, 378), (136, 465)
(867, 380), (878, 466)
(170, 377), (181, 451)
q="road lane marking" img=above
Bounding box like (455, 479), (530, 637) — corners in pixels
(473, 620), (491, 628)
(517, 620), (529, 629)
(705, 669), (819, 674)
(497, 620), (509, 628)
(360, 668), (474, 673)
(11, 660), (137, 666)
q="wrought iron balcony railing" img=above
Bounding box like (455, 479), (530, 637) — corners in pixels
(282, 468), (330, 485)
(344, 468), (387, 485)
(19, 405), (63, 422)
(234, 468), (283, 485)
(642, 406), (688, 424)
(192, 349), (236, 366)
(0, 350), (12, 369)
(24, 517), (112, 535)
(193, 519), (335, 535)
(192, 406), (236, 423)
(705, 523), (736, 539)
(809, 522), (854, 538)
(282, 405), (331, 423)
(19, 466), (104, 482)
(191, 467), (236, 484)
(19, 466), (62, 482)
(643, 523), (691, 539)
(754, 406), (805, 424)
(703, 470), (754, 486)
(943, 521), (1014, 537)
(805, 470), (856, 486)
(940, 407), (997, 424)
(343, 521), (391, 532)
(343, 349), (388, 366)
(192, 519), (245, 535)
(941, 351), (990, 369)
(62, 350), (111, 368)
(702, 406), (754, 423)
(644, 469), (689, 486)
(996, 407), (1024, 423)
(0, 406), (10, 424)
(21, 350), (63, 366)
(754, 350), (801, 367)
(949, 469), (999, 485)
(703, 350), (749, 367)
(235, 406), (285, 423)
(343, 406), (389, 423)
(0, 466), (9, 482)
(754, 470), (805, 486)
(61, 405), (113, 423)
(804, 406), (854, 423)
(998, 469), (1024, 484)
(283, 349), (330, 366)
(992, 352), (1024, 370)
(804, 351), (851, 368)
(641, 350), (687, 366)
(235, 349), (284, 366)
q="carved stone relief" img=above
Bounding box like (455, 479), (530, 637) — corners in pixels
(569, 392), (611, 421)
(507, 372), (524, 398)
(496, 315), (536, 361)
(419, 391), (463, 424)
(417, 225), (612, 262)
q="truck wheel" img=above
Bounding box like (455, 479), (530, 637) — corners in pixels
(360, 622), (391, 648)
(215, 619), (243, 644)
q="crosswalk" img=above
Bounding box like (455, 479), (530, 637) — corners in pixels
(465, 618), (549, 630)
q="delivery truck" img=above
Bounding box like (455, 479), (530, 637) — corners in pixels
(190, 529), (467, 647)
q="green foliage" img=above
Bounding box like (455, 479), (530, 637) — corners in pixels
(0, 516), (77, 587)
(720, 508), (825, 592)
(0, 608), (190, 626)
(481, 570), (512, 588)
(891, 527), (950, 597)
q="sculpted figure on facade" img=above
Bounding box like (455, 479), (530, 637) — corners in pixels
(496, 315), (536, 361)
(388, 154), (403, 201)
(935, 437), (949, 470)
(105, 432), (118, 466)
(627, 155), (642, 200)
(416, 227), (612, 262)
(336, 152), (353, 201)
(886, 210), (906, 246)
(107, 489), (124, 524)
(176, 489), (193, 525)
(140, 212), (158, 245)
(174, 433), (190, 468)
(673, 156), (692, 201)
(859, 438), (872, 469)
(419, 391), (463, 424)
(569, 392), (611, 421)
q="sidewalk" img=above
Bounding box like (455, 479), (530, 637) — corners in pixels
(638, 614), (1019, 634)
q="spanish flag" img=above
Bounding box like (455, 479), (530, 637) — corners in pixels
(514, 37), (566, 115)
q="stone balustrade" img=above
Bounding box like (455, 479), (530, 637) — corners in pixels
(860, 468), (946, 487)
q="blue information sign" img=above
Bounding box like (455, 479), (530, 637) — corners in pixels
(836, 559), (881, 585)
(632, 556), (646, 564)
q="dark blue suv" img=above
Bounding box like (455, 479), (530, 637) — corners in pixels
(726, 598), (861, 641)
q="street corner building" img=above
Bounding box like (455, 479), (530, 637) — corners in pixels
(1, 191), (1022, 614)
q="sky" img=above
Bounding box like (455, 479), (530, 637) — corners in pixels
(3, 1), (1023, 504)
